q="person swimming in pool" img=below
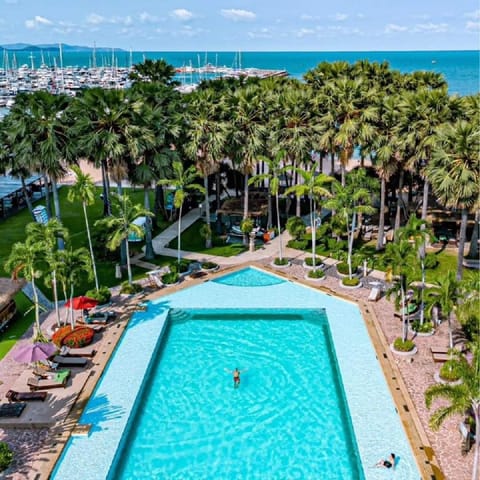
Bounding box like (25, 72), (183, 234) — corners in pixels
(226, 368), (247, 388)
(376, 453), (395, 469)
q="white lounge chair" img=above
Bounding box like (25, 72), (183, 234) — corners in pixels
(368, 287), (381, 302)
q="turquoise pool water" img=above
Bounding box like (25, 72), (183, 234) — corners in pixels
(111, 309), (363, 479)
(52, 267), (420, 480)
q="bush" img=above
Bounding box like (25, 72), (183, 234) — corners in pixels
(172, 259), (190, 273)
(52, 326), (75, 347)
(439, 360), (461, 382)
(286, 216), (306, 240)
(62, 327), (95, 348)
(0, 442), (13, 472)
(287, 239), (308, 250)
(308, 269), (325, 279)
(85, 286), (112, 305)
(393, 338), (416, 352)
(162, 272), (180, 285)
(341, 277), (360, 287)
(411, 321), (434, 333)
(201, 261), (218, 270)
(304, 257), (323, 268)
(240, 218), (254, 234)
(424, 253), (439, 269)
(273, 257), (289, 266)
(336, 262), (358, 275)
(120, 281), (143, 295)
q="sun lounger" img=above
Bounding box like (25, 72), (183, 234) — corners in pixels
(431, 352), (450, 363)
(0, 402), (26, 417)
(368, 287), (381, 302)
(60, 345), (96, 357)
(27, 369), (70, 391)
(75, 321), (104, 332)
(82, 313), (110, 325)
(6, 390), (47, 402)
(50, 355), (88, 367)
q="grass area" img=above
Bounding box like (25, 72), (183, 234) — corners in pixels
(0, 186), (170, 297)
(0, 292), (35, 360)
(167, 220), (248, 257)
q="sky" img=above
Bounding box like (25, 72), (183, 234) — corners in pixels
(0, 0), (478, 51)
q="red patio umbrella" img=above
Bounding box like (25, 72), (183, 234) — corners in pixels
(65, 296), (98, 311)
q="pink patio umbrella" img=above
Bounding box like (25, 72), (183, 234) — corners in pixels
(13, 342), (58, 364)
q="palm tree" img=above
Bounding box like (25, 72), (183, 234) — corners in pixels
(158, 161), (205, 265)
(397, 215), (432, 324)
(96, 193), (154, 285)
(5, 240), (46, 341)
(425, 270), (462, 349)
(249, 150), (292, 261)
(26, 219), (68, 328)
(285, 166), (334, 269)
(129, 59), (179, 86)
(56, 247), (92, 328)
(384, 238), (417, 342)
(425, 345), (480, 480)
(426, 120), (480, 280)
(67, 165), (100, 290)
(184, 88), (228, 248)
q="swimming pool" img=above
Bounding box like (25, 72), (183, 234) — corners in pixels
(52, 267), (420, 479)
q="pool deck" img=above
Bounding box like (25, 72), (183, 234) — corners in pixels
(0, 252), (473, 479)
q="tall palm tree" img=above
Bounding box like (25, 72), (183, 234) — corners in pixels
(425, 270), (462, 349)
(426, 120), (480, 280)
(158, 161), (205, 265)
(425, 345), (480, 480)
(249, 150), (292, 261)
(67, 165), (99, 290)
(96, 193), (154, 284)
(286, 167), (334, 269)
(129, 59), (179, 86)
(5, 240), (46, 341)
(26, 219), (68, 328)
(56, 247), (92, 328)
(184, 88), (228, 248)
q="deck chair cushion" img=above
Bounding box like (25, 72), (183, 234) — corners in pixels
(0, 402), (26, 417)
(6, 390), (47, 402)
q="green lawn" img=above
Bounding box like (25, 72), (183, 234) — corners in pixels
(167, 219), (248, 257)
(0, 292), (35, 360)
(0, 186), (169, 297)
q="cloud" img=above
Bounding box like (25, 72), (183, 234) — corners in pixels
(86, 13), (105, 25)
(171, 9), (194, 21)
(25, 15), (53, 29)
(466, 21), (480, 32)
(413, 22), (448, 33)
(247, 28), (273, 39)
(384, 23), (408, 33)
(465, 9), (480, 20)
(221, 9), (256, 21)
(4, 0), (18, 4)
(296, 28), (315, 37)
(333, 13), (348, 21)
(139, 12), (160, 23)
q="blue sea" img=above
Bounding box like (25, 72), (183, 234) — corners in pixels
(3, 50), (480, 96)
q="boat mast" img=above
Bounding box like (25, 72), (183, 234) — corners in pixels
(58, 43), (65, 93)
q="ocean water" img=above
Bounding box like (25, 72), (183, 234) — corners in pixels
(4, 50), (479, 96)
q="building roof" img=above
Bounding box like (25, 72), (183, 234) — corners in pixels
(0, 277), (25, 307)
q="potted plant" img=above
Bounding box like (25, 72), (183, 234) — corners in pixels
(85, 286), (112, 305)
(390, 337), (417, 356)
(306, 269), (325, 281)
(161, 271), (180, 286)
(272, 257), (290, 268)
(340, 276), (361, 288)
(120, 281), (143, 295)
(410, 320), (435, 336)
(303, 257), (324, 270)
(436, 359), (462, 384)
(201, 261), (219, 272)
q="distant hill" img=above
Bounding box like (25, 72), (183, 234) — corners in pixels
(0, 43), (124, 53)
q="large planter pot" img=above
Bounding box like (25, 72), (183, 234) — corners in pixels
(338, 279), (362, 289)
(433, 371), (462, 385)
(305, 272), (326, 282)
(302, 261), (325, 271)
(271, 260), (291, 269)
(409, 328), (435, 337)
(389, 343), (418, 356)
(201, 265), (219, 273)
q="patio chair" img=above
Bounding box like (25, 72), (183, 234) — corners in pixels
(0, 402), (26, 417)
(6, 389), (47, 402)
(33, 367), (70, 379)
(59, 345), (97, 357)
(368, 287), (381, 302)
(27, 370), (70, 391)
(50, 355), (88, 367)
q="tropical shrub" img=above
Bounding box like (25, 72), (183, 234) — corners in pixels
(287, 239), (308, 250)
(240, 218), (254, 235)
(286, 216), (306, 240)
(201, 261), (218, 271)
(120, 281), (143, 295)
(393, 338), (416, 352)
(308, 269), (325, 279)
(336, 262), (358, 275)
(85, 286), (112, 305)
(0, 442), (13, 471)
(62, 327), (95, 348)
(304, 257), (324, 268)
(411, 321), (434, 333)
(274, 257), (289, 266)
(424, 253), (439, 269)
(439, 359), (461, 382)
(341, 277), (360, 287)
(162, 272), (180, 284)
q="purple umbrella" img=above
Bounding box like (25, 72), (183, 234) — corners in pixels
(13, 342), (58, 364)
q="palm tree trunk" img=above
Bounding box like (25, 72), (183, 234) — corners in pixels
(51, 178), (64, 251)
(143, 188), (155, 261)
(83, 202), (99, 290)
(243, 173), (249, 246)
(101, 160), (111, 216)
(44, 175), (52, 218)
(347, 211), (356, 279)
(311, 198), (316, 269)
(467, 210), (479, 259)
(31, 275), (41, 341)
(447, 312), (453, 349)
(177, 204), (183, 264)
(456, 208), (468, 280)
(204, 176), (212, 248)
(330, 151), (335, 176)
(20, 177), (35, 220)
(153, 184), (165, 223)
(52, 270), (60, 327)
(401, 283), (407, 342)
(267, 194), (272, 229)
(421, 178), (429, 222)
(376, 177), (387, 251)
(125, 236), (132, 284)
(394, 170), (405, 235)
(276, 193), (282, 260)
(69, 284), (75, 330)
